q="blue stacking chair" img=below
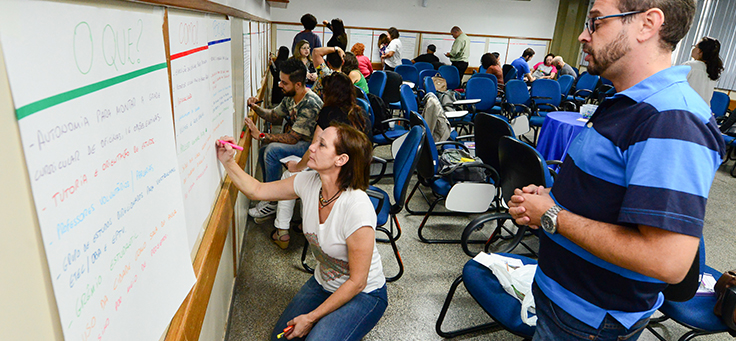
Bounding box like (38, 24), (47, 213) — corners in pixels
(646, 238), (736, 340)
(528, 79), (563, 143)
(401, 58), (413, 65)
(406, 112), (499, 244)
(357, 97), (408, 148)
(470, 72), (497, 82)
(367, 71), (387, 98)
(557, 74), (575, 99)
(436, 136), (556, 338)
(399, 84), (418, 120)
(413, 61), (434, 72)
(501, 79), (533, 139)
(383, 70), (404, 111)
(566, 72), (600, 110)
(395, 64), (419, 87)
(503, 65), (517, 84)
(456, 77), (500, 131)
(424, 75), (437, 95)
(439, 65), (462, 90)
(711, 91), (731, 123)
(417, 69), (437, 92)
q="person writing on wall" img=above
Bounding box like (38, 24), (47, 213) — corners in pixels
(682, 36), (724, 103)
(509, 0), (724, 339)
(445, 26), (470, 76)
(216, 123), (387, 341)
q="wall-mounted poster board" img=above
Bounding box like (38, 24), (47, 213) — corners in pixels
(0, 1), (196, 340)
(420, 33), (454, 65)
(243, 20), (252, 100)
(347, 28), (374, 61)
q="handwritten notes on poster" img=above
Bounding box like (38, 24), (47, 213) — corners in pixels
(0, 2), (196, 340)
(208, 17), (235, 175)
(168, 12), (226, 251)
(242, 20), (252, 99)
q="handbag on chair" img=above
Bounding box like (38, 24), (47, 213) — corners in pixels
(432, 73), (447, 92)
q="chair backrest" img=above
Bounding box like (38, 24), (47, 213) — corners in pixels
(368, 71), (387, 98)
(355, 85), (368, 101)
(393, 125), (425, 208)
(399, 83), (418, 119)
(357, 97), (372, 125)
(530, 79), (562, 109)
(470, 72), (498, 87)
(410, 112), (439, 179)
(503, 65), (517, 84)
(414, 62), (434, 73)
(498, 136), (553, 204)
(571, 66), (579, 78)
(402, 58), (413, 65)
(395, 64), (419, 85)
(504, 79), (531, 107)
(711, 91), (730, 119)
(382, 71), (403, 104)
(465, 77), (497, 112)
(439, 65), (461, 89)
(424, 75), (437, 94)
(418, 69), (437, 91)
(575, 72), (600, 93)
(557, 74), (575, 96)
(474, 113), (514, 172)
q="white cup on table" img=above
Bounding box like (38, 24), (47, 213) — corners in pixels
(580, 104), (598, 119)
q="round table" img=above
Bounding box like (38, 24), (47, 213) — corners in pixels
(536, 111), (588, 168)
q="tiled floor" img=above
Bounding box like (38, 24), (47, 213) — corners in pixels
(225, 144), (736, 341)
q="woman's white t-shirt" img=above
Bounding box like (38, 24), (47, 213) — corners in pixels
(385, 39), (403, 68)
(293, 171), (385, 293)
(683, 60), (717, 103)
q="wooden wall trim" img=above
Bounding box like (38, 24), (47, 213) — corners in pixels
(271, 21), (553, 42)
(128, 0), (269, 21)
(164, 76), (267, 341)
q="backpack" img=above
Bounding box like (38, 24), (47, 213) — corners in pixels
(367, 93), (390, 135)
(720, 112), (736, 137)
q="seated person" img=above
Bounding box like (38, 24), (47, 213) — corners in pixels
(293, 40), (318, 86)
(243, 58), (323, 220)
(216, 124), (387, 341)
(511, 47), (536, 82)
(273, 72), (370, 249)
(531, 53), (558, 79)
(350, 43), (373, 79)
(412, 44), (440, 65)
(342, 52), (370, 94)
(312, 45), (345, 97)
(480, 52), (504, 90)
(552, 56), (577, 78)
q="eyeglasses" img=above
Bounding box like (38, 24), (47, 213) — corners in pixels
(585, 11), (644, 35)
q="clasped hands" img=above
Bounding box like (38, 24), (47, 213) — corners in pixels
(508, 185), (556, 229)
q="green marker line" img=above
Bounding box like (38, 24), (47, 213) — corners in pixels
(15, 63), (167, 121)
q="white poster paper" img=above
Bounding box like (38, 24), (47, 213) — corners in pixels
(251, 22), (262, 92)
(168, 11), (223, 251)
(420, 33), (455, 65)
(207, 17), (235, 155)
(243, 20), (252, 102)
(347, 29), (374, 62)
(399, 32), (418, 62)
(0, 2), (196, 341)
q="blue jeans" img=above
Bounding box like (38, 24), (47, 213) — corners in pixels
(532, 283), (649, 341)
(258, 140), (310, 183)
(271, 277), (388, 341)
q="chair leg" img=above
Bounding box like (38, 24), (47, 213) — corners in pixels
(301, 239), (314, 274)
(377, 226), (403, 282)
(436, 275), (499, 338)
(418, 198), (491, 244)
(376, 214), (402, 243)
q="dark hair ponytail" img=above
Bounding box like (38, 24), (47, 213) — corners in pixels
(698, 37), (724, 81)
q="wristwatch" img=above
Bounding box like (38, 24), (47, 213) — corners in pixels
(258, 133), (266, 142)
(541, 205), (563, 234)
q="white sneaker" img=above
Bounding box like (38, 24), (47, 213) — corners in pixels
(249, 201), (277, 219)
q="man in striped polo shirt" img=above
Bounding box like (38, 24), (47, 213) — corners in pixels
(509, 0), (725, 340)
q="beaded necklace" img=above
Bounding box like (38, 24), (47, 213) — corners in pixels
(318, 186), (342, 209)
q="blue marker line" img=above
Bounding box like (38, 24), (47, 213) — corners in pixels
(208, 38), (231, 46)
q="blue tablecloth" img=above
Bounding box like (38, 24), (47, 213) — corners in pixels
(536, 111), (587, 168)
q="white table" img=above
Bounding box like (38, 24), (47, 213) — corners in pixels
(402, 81), (415, 89)
(452, 98), (481, 106)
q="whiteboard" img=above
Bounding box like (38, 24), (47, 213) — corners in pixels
(169, 11), (225, 252)
(506, 39), (550, 70)
(399, 32), (418, 63)
(468, 37), (487, 67)
(488, 37), (510, 65)
(0, 2), (196, 340)
(276, 23), (301, 54)
(420, 33), (455, 65)
(347, 28), (374, 61)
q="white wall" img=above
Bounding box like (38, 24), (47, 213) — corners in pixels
(270, 0), (559, 39)
(213, 0), (271, 21)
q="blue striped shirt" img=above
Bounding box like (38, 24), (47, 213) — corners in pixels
(538, 65), (725, 329)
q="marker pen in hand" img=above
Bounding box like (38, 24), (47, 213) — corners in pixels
(217, 140), (244, 151)
(248, 100), (263, 107)
(276, 325), (294, 339)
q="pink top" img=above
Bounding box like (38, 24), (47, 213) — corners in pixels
(356, 55), (373, 79)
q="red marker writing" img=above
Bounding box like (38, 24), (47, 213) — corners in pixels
(276, 325), (294, 339)
(218, 140), (244, 151)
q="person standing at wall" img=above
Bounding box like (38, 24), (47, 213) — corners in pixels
(323, 18), (348, 51)
(292, 14), (322, 54)
(683, 36), (724, 103)
(381, 27), (402, 71)
(445, 26), (470, 76)
(509, 0), (725, 340)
